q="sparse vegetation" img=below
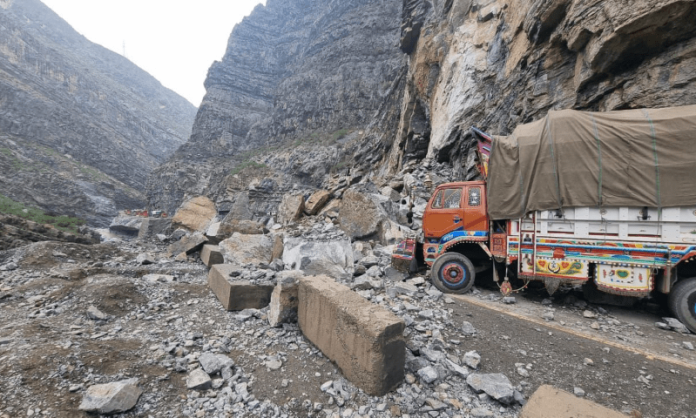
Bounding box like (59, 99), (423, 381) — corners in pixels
(229, 160), (268, 176)
(0, 193), (86, 233)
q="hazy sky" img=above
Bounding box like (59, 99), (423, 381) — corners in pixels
(41, 0), (266, 106)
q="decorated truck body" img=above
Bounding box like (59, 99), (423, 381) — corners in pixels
(392, 105), (696, 333)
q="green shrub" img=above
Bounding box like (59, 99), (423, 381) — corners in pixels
(0, 194), (86, 233)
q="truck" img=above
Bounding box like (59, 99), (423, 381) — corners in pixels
(392, 105), (696, 334)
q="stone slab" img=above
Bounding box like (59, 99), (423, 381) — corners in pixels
(520, 385), (627, 418)
(207, 264), (274, 311)
(201, 245), (224, 267)
(298, 275), (405, 396)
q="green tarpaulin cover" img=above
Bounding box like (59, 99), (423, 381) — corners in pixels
(486, 105), (696, 220)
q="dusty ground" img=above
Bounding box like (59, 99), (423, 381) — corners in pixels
(0, 238), (695, 417)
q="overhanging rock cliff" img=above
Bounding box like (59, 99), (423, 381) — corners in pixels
(149, 0), (696, 230)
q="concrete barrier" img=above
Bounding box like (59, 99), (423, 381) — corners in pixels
(201, 245), (224, 267)
(298, 275), (405, 396)
(520, 385), (627, 418)
(208, 264), (274, 311)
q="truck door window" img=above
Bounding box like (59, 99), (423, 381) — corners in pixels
(432, 188), (462, 209)
(468, 187), (481, 207)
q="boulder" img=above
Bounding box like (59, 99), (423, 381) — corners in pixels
(186, 369), (212, 390)
(520, 385), (627, 418)
(78, 378), (142, 414)
(198, 353), (234, 375)
(219, 218), (266, 236)
(268, 271), (303, 327)
(277, 194), (305, 225)
(298, 275), (405, 396)
(109, 214), (143, 235)
(466, 373), (515, 404)
(219, 233), (273, 265)
(136, 253), (155, 265)
(207, 264), (275, 311)
(282, 237), (354, 278)
(338, 189), (386, 241)
(200, 245), (224, 267)
(204, 222), (222, 244)
(171, 196), (217, 232)
(166, 233), (208, 257)
(137, 218), (172, 240)
(304, 190), (332, 215)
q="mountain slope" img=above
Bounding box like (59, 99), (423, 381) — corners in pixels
(0, 0), (197, 226)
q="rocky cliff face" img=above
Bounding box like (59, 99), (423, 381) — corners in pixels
(149, 0), (696, 225)
(0, 0), (197, 226)
(148, 0), (405, 215)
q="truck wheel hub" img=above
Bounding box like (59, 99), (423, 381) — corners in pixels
(442, 263), (465, 284)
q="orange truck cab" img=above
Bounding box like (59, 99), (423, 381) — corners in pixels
(393, 181), (495, 294)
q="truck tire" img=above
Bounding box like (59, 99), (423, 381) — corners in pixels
(668, 278), (696, 334)
(430, 252), (476, 294)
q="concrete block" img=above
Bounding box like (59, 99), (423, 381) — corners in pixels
(520, 385), (627, 418)
(268, 271), (303, 327)
(201, 245), (224, 267)
(207, 264), (274, 311)
(298, 275), (405, 396)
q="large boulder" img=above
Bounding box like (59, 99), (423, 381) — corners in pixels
(109, 214), (144, 235)
(219, 218), (266, 236)
(282, 237), (353, 278)
(219, 233), (273, 265)
(277, 194), (305, 225)
(166, 233), (208, 257)
(338, 189), (386, 241)
(137, 218), (172, 240)
(78, 378), (142, 414)
(171, 196), (217, 232)
(268, 271), (303, 327)
(304, 190), (331, 215)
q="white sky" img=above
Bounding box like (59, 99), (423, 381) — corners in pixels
(41, 0), (266, 106)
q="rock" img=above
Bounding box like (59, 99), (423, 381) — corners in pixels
(136, 253), (155, 265)
(219, 218), (266, 236)
(380, 186), (400, 201)
(464, 351), (481, 369)
(265, 357), (283, 371)
(503, 297), (516, 304)
(268, 271), (302, 327)
(684, 341), (695, 350)
(471, 408), (494, 418)
(583, 310), (597, 319)
(109, 215), (144, 234)
(219, 233), (273, 265)
(186, 369), (212, 390)
(444, 359), (469, 379)
(542, 311), (555, 321)
(663, 317), (690, 333)
(461, 321), (477, 336)
(171, 196), (217, 232)
(305, 190), (332, 215)
(166, 233), (208, 257)
(338, 189), (385, 241)
(278, 194), (305, 225)
(78, 378), (142, 414)
(86, 306), (108, 321)
(466, 373), (515, 404)
(574, 387), (586, 397)
(393, 281), (418, 297)
(521, 385), (627, 417)
(200, 244), (224, 267)
(198, 353), (234, 375)
(298, 275), (405, 396)
(138, 218), (172, 240)
(207, 264), (275, 311)
(282, 237), (353, 278)
(204, 221), (222, 244)
(143, 274), (175, 283)
(417, 366), (439, 384)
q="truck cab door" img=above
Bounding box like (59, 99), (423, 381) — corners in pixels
(423, 187), (465, 238)
(462, 184), (488, 232)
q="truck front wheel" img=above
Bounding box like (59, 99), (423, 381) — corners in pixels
(668, 278), (696, 334)
(431, 253), (476, 294)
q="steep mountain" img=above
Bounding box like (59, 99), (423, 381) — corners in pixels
(149, 0), (696, 224)
(0, 0), (197, 226)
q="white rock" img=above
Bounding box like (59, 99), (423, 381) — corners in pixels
(78, 378), (142, 414)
